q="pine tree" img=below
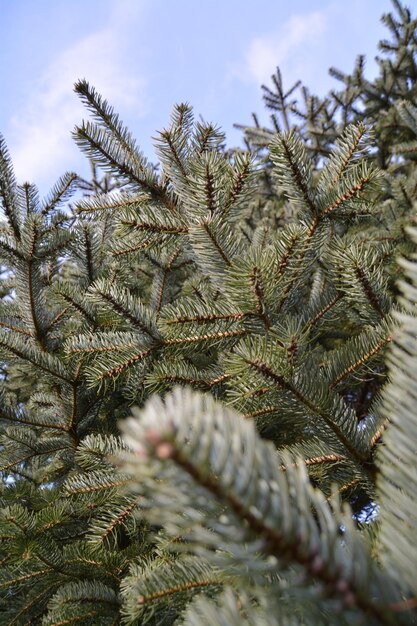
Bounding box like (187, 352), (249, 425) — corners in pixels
(238, 0), (417, 231)
(0, 1), (416, 624)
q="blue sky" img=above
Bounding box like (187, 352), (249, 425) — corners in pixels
(0, 0), (394, 196)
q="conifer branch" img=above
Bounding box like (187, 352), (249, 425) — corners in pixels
(270, 131), (316, 215)
(305, 293), (342, 328)
(164, 311), (244, 325)
(329, 335), (391, 388)
(201, 220), (232, 266)
(64, 472), (129, 495)
(275, 229), (304, 277)
(88, 280), (160, 339)
(0, 319), (33, 337)
(0, 238), (24, 261)
(54, 289), (96, 327)
(317, 123), (369, 193)
(250, 266), (271, 329)
(159, 129), (190, 182)
(224, 153), (252, 212)
(241, 354), (367, 462)
(120, 216), (188, 234)
(0, 134), (20, 240)
(164, 328), (246, 346)
(0, 333), (72, 383)
(111, 235), (155, 256)
(2, 13), (417, 621)
(94, 496), (140, 546)
(319, 175), (372, 219)
(88, 346), (156, 388)
(40, 172), (79, 216)
(119, 387), (403, 625)
(75, 122), (177, 213)
(354, 265), (385, 317)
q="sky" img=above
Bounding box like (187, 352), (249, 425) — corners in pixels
(0, 0), (396, 197)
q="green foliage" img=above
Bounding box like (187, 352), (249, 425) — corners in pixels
(0, 1), (416, 623)
(377, 223), (417, 599)
(118, 385), (411, 625)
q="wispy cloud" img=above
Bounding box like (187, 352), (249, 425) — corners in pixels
(241, 11), (327, 87)
(8, 0), (149, 189)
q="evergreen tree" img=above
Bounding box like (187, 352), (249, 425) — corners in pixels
(238, 0), (417, 231)
(0, 1), (416, 624)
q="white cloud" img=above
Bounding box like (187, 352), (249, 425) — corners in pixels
(243, 11), (327, 86)
(8, 0), (149, 188)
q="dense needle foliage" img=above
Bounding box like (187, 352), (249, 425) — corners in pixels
(0, 1), (416, 624)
